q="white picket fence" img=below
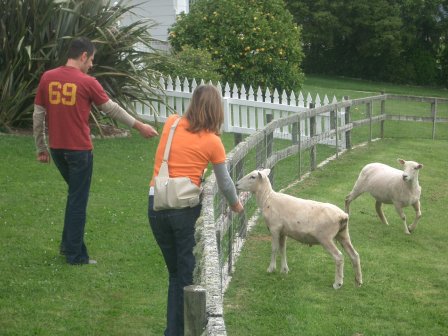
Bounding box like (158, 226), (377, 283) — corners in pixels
(136, 76), (346, 147)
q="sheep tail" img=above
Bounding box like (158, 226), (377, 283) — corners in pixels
(339, 214), (349, 231)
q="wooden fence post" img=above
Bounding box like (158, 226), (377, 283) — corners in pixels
(330, 109), (337, 130)
(344, 96), (352, 150)
(309, 103), (316, 171)
(256, 140), (264, 168)
(266, 113), (274, 179)
(330, 108), (338, 157)
(184, 285), (207, 336)
(292, 120), (299, 144)
(232, 152), (246, 270)
(234, 132), (243, 147)
(227, 160), (236, 275)
(366, 101), (372, 142)
(266, 113), (273, 157)
(222, 95), (230, 132)
(431, 99), (437, 140)
(292, 119), (302, 179)
(380, 92), (385, 138)
(298, 120), (302, 178)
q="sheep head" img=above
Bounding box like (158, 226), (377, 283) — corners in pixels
(236, 168), (271, 193)
(398, 158), (423, 182)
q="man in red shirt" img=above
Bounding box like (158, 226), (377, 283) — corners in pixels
(33, 36), (158, 265)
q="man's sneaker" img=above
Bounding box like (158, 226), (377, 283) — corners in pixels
(68, 259), (97, 265)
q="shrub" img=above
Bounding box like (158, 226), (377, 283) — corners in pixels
(168, 0), (304, 94)
(158, 45), (223, 84)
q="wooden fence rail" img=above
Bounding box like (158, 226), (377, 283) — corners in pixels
(186, 93), (448, 336)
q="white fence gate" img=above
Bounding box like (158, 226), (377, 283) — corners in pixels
(136, 76), (346, 148)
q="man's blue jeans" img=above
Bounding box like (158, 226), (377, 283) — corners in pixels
(51, 149), (93, 264)
(148, 195), (201, 336)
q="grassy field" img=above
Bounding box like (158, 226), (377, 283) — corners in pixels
(224, 138), (448, 336)
(0, 75), (447, 335)
(0, 133), (167, 335)
(302, 74), (448, 100)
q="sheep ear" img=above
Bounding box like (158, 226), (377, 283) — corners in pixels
(257, 171), (263, 179)
(398, 158), (405, 165)
(263, 168), (271, 176)
(417, 164), (423, 169)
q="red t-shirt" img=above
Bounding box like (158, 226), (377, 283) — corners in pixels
(150, 115), (227, 187)
(34, 66), (109, 150)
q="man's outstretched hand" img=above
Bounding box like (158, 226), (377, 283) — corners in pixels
(134, 120), (159, 138)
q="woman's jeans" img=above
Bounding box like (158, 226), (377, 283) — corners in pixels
(148, 195), (201, 336)
(51, 149), (93, 264)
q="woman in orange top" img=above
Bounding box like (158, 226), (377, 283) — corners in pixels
(148, 84), (243, 336)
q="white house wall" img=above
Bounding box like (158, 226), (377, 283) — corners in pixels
(121, 0), (189, 43)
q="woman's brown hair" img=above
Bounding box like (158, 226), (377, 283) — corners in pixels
(183, 84), (224, 134)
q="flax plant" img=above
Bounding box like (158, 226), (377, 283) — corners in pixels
(0, 0), (165, 131)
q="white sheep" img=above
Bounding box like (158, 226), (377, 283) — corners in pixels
(345, 158), (423, 235)
(236, 169), (362, 289)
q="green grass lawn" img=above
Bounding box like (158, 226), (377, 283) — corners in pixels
(302, 74), (448, 100)
(0, 133), (167, 335)
(1, 75), (447, 335)
(224, 138), (448, 336)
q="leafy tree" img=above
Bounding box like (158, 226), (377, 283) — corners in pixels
(287, 0), (403, 82)
(284, 0), (346, 75)
(157, 45), (223, 83)
(439, 3), (448, 86)
(0, 0), (163, 131)
(286, 0), (448, 86)
(398, 0), (448, 85)
(169, 0), (304, 93)
(346, 0), (403, 81)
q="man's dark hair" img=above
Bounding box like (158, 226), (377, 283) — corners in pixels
(67, 37), (96, 59)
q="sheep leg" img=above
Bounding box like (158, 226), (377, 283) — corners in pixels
(344, 196), (352, 214)
(345, 184), (364, 213)
(321, 240), (344, 289)
(393, 203), (410, 235)
(267, 232), (280, 273)
(375, 201), (389, 225)
(344, 192), (357, 213)
(279, 234), (289, 273)
(336, 230), (362, 287)
(408, 201), (421, 233)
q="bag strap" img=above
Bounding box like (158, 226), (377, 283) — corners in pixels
(158, 116), (182, 177)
